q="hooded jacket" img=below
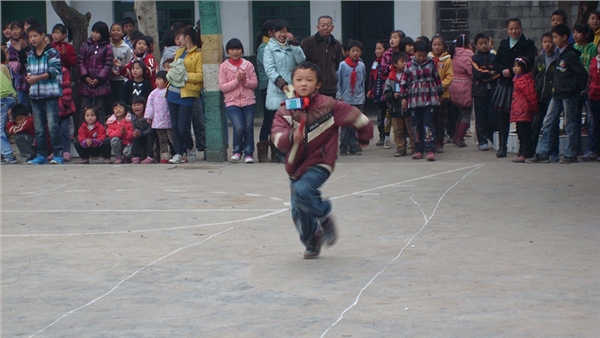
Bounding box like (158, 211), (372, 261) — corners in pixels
(106, 113), (134, 145)
(553, 44), (588, 99)
(511, 72), (538, 122)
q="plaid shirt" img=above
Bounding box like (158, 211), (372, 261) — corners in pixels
(400, 57), (443, 109)
(27, 45), (62, 100)
(7, 42), (30, 92)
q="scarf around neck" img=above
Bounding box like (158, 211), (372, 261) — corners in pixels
(228, 58), (243, 67)
(344, 57), (358, 95)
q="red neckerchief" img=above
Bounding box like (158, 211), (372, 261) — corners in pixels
(228, 58), (243, 67)
(388, 66), (402, 81)
(370, 56), (382, 80)
(344, 57), (358, 95)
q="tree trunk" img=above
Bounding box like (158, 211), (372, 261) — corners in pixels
(134, 1), (161, 59)
(576, 1), (599, 24)
(50, 0), (92, 132)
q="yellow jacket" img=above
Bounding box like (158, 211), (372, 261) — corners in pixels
(429, 51), (453, 99)
(173, 45), (203, 98)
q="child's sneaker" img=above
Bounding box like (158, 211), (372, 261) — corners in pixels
(103, 158), (112, 164)
(78, 158), (90, 164)
(115, 157), (124, 164)
(394, 150), (406, 157)
(560, 156), (578, 164)
(231, 153), (241, 161)
(244, 155), (254, 163)
(50, 156), (64, 164)
(412, 152), (423, 160)
(339, 150), (348, 156)
(141, 156), (154, 164)
(320, 216), (338, 247)
(383, 139), (391, 149)
(426, 151), (435, 161)
(4, 155), (18, 164)
(581, 151), (598, 161)
(525, 153), (550, 163)
(63, 152), (72, 162)
(169, 154), (182, 164)
(187, 148), (196, 163)
(303, 230), (323, 259)
(376, 138), (384, 146)
(511, 155), (527, 163)
(131, 157), (141, 164)
(478, 143), (490, 151)
(27, 155), (48, 165)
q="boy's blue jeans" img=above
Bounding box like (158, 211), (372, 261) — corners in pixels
(31, 98), (62, 157)
(537, 96), (579, 157)
(226, 104), (255, 156)
(586, 99), (600, 154)
(290, 167), (331, 247)
(1, 95), (16, 158)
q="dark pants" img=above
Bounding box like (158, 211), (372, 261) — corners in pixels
(340, 104), (363, 153)
(14, 133), (36, 159)
(474, 94), (498, 145)
(169, 102), (194, 155)
(191, 96), (206, 151)
(110, 80), (126, 104)
(59, 115), (72, 154)
(411, 106), (435, 153)
(31, 98), (62, 157)
(74, 139), (111, 159)
(375, 101), (389, 140)
(516, 121), (533, 158)
(290, 167), (331, 247)
(132, 130), (157, 158)
(586, 99), (600, 154)
(498, 112), (510, 147)
(447, 101), (459, 139)
(434, 99), (449, 144)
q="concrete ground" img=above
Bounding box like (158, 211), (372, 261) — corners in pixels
(1, 128), (599, 337)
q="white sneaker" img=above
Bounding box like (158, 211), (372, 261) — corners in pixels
(383, 140), (391, 149)
(231, 153), (241, 161)
(244, 156), (254, 163)
(169, 154), (182, 164)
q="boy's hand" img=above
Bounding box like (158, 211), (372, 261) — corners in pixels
(25, 74), (39, 85)
(502, 69), (511, 77)
(358, 139), (370, 148)
(367, 90), (373, 98)
(401, 99), (407, 110)
(293, 124), (304, 144)
(393, 92), (400, 99)
(146, 118), (152, 124)
(86, 138), (92, 147)
(113, 59), (122, 67)
(133, 129), (141, 138)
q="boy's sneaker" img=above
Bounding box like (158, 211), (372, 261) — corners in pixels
(525, 153), (549, 163)
(339, 151), (348, 156)
(383, 140), (391, 149)
(581, 151), (598, 161)
(115, 157), (124, 164)
(550, 154), (560, 163)
(426, 151), (435, 161)
(4, 155), (18, 164)
(412, 152), (423, 160)
(169, 154), (182, 164)
(303, 230), (323, 259)
(560, 156), (578, 164)
(230, 153), (241, 161)
(376, 138), (384, 146)
(394, 150), (406, 157)
(478, 143), (490, 151)
(320, 216), (338, 247)
(63, 152), (72, 162)
(244, 155), (254, 163)
(141, 156), (154, 164)
(50, 156), (64, 164)
(27, 155), (48, 165)
(352, 149), (362, 156)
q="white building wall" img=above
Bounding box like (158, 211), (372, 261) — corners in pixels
(221, 1), (253, 56)
(395, 0), (422, 38)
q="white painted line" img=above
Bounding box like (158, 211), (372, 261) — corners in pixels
(270, 197), (283, 201)
(164, 189), (187, 192)
(245, 193), (262, 197)
(11, 192), (36, 195)
(115, 189), (140, 192)
(63, 190), (91, 193)
(320, 164), (484, 337)
(2, 209), (281, 213)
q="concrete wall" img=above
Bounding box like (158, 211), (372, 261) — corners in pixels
(395, 0), (423, 38)
(309, 0), (342, 38)
(221, 1), (253, 56)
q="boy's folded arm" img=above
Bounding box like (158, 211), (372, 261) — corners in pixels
(271, 110), (294, 153)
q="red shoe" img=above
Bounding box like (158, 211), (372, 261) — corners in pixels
(131, 157), (141, 164)
(141, 156), (154, 164)
(412, 152), (423, 160)
(160, 159), (169, 164)
(426, 151), (436, 161)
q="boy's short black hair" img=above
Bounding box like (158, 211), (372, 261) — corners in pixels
(473, 33), (489, 45)
(413, 39), (430, 53)
(27, 24), (45, 36)
(131, 95), (146, 106)
(162, 29), (176, 47)
(541, 32), (553, 41)
(551, 24), (571, 38)
(225, 38), (244, 53)
(551, 9), (568, 23)
(347, 39), (363, 52)
(417, 36), (430, 45)
(392, 52), (408, 64)
(24, 17), (39, 26)
(11, 104), (29, 118)
(121, 17), (135, 26)
(293, 61), (323, 83)
(377, 39), (390, 50)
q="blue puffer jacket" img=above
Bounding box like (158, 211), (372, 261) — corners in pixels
(263, 38), (305, 110)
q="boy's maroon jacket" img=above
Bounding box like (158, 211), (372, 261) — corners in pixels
(271, 92), (373, 180)
(6, 116), (35, 137)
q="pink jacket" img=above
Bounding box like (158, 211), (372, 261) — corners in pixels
(144, 87), (171, 129)
(449, 47), (474, 108)
(218, 59), (258, 107)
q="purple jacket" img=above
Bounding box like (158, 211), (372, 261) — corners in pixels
(77, 38), (114, 97)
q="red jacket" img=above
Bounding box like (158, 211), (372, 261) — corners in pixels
(588, 56), (600, 101)
(51, 41), (77, 69)
(58, 66), (76, 117)
(510, 73), (538, 123)
(6, 116), (35, 137)
(121, 53), (157, 89)
(106, 113), (134, 145)
(271, 92), (373, 180)
(77, 121), (107, 148)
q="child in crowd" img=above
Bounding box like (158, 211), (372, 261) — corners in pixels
(50, 24), (77, 69)
(449, 34), (474, 149)
(124, 60), (153, 105)
(582, 41), (600, 161)
(384, 52), (414, 157)
(25, 24), (64, 165)
(368, 39), (391, 148)
(532, 32), (559, 160)
(337, 39), (367, 156)
(510, 57), (538, 162)
(573, 23), (597, 71)
(429, 35), (454, 152)
(380, 30), (405, 78)
(106, 101), (134, 164)
(110, 22), (134, 103)
(401, 40), (444, 161)
(6, 104), (36, 163)
(472, 33), (499, 150)
(528, 24), (588, 164)
(219, 38), (258, 163)
(122, 36), (157, 88)
(271, 61), (373, 259)
(121, 17), (136, 48)
(78, 21), (114, 124)
(145, 70), (173, 163)
(400, 37), (415, 59)
(130, 96), (156, 164)
(7, 21), (31, 110)
(74, 106), (111, 164)
(1, 64), (18, 164)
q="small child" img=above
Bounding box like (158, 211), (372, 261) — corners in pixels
(401, 40), (444, 161)
(400, 37), (415, 59)
(367, 39), (391, 148)
(573, 23), (597, 71)
(121, 17), (136, 49)
(336, 39), (366, 156)
(6, 104), (36, 162)
(124, 60), (153, 105)
(1, 68), (19, 164)
(7, 21), (31, 110)
(271, 61), (373, 259)
(218, 38), (259, 163)
(380, 30), (405, 78)
(429, 35), (454, 152)
(74, 106), (111, 164)
(471, 33), (500, 151)
(109, 22), (134, 104)
(130, 95), (156, 164)
(384, 52), (414, 157)
(510, 57), (538, 162)
(449, 34), (474, 149)
(106, 101), (134, 164)
(121, 35), (157, 88)
(145, 70), (174, 163)
(582, 41), (600, 161)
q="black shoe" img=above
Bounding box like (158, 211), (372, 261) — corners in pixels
(321, 216), (338, 247)
(376, 138), (384, 146)
(496, 146), (507, 158)
(303, 230), (323, 259)
(525, 153), (550, 163)
(559, 156), (578, 164)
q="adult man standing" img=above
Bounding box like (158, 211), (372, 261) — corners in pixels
(301, 15), (343, 98)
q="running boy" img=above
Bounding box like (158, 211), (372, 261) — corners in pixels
(271, 62), (373, 259)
